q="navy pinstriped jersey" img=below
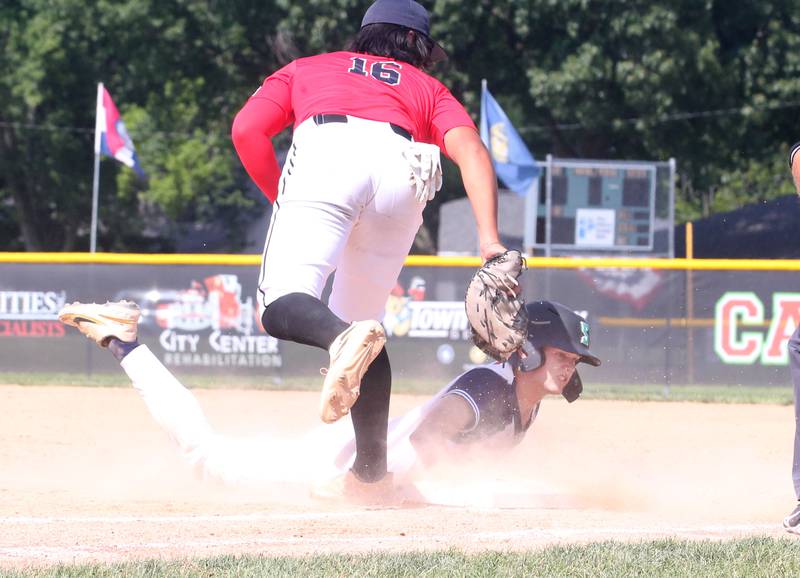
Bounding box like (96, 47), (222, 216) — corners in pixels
(444, 366), (540, 446)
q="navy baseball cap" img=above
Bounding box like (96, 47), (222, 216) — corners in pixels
(361, 0), (448, 62)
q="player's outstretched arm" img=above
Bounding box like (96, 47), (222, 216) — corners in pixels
(408, 394), (474, 468)
(444, 126), (506, 262)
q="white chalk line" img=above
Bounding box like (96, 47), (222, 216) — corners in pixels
(0, 511), (365, 525)
(0, 513), (781, 534)
(0, 504), (565, 526)
(0, 520), (783, 563)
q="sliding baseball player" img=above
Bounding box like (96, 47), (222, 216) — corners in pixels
(58, 299), (600, 505)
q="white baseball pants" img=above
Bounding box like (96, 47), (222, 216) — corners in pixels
(121, 345), (314, 486)
(257, 115), (425, 322)
(119, 344), (429, 486)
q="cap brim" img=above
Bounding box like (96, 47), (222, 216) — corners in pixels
(431, 41), (447, 62)
(549, 335), (601, 367)
(580, 353), (602, 367)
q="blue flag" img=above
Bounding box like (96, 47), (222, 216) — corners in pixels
(480, 84), (539, 196)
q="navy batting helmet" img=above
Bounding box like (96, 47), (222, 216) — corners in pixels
(512, 301), (601, 403)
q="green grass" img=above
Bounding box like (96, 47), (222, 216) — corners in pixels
(4, 538), (800, 578)
(0, 372), (794, 404)
(582, 383), (794, 405)
(0, 372), (131, 388)
(0, 372), (439, 393)
(0, 372), (793, 405)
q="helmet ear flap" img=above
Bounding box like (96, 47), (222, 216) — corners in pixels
(513, 341), (543, 373)
(562, 371), (583, 403)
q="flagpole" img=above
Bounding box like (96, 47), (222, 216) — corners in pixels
(523, 174), (540, 256)
(90, 82), (103, 253)
(479, 78), (488, 255)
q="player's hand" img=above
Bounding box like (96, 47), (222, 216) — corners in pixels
(479, 241), (507, 264)
(479, 242), (523, 297)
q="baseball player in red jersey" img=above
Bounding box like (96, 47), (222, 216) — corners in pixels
(231, 0), (507, 501)
(57, 300), (599, 506)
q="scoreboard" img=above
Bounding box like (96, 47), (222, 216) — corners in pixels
(542, 161), (657, 251)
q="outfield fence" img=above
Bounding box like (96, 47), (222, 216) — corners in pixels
(1, 253), (798, 388)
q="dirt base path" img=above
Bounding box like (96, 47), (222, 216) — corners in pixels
(0, 385), (794, 568)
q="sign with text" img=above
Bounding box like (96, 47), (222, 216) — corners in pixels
(575, 208), (616, 247)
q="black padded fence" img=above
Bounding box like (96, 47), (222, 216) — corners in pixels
(1, 260), (798, 388)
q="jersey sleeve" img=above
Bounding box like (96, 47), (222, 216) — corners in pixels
(444, 368), (510, 435)
(429, 82), (477, 155)
(230, 62), (297, 202)
(250, 61), (296, 127)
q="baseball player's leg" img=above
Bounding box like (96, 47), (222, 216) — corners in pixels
(257, 120), (388, 426)
(261, 291), (386, 427)
(59, 302), (243, 483)
(326, 145), (425, 322)
(257, 118), (369, 346)
(120, 343), (301, 486)
(262, 292), (348, 350)
(324, 215), (420, 483)
(348, 347), (391, 482)
(257, 118), (370, 313)
(785, 324), (800, 533)
(120, 345), (215, 466)
(59, 303), (329, 487)
(318, 130), (423, 486)
(257, 198), (352, 314)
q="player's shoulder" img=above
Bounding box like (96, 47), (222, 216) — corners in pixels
(447, 363), (513, 397)
(321, 51), (439, 78)
(295, 51), (347, 65)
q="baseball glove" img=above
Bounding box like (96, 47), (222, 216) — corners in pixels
(465, 250), (528, 361)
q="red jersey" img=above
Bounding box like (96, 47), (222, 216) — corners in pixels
(251, 51), (475, 152)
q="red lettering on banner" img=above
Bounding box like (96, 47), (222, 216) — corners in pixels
(763, 298), (800, 362)
(722, 299), (761, 357)
(0, 320), (65, 338)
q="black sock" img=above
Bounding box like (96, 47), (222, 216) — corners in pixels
(350, 348), (391, 483)
(107, 338), (141, 362)
(263, 292), (389, 481)
(261, 293), (349, 350)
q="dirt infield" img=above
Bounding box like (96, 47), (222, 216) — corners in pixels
(0, 384), (794, 568)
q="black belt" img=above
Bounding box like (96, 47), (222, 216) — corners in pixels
(312, 113), (412, 141)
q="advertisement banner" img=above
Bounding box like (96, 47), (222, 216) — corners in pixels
(0, 262), (797, 389)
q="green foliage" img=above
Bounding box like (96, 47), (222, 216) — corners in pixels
(3, 0), (800, 250)
(710, 153), (797, 213)
(0, 0), (278, 252)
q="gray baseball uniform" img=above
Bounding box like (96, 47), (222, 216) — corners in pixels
(789, 325), (800, 498)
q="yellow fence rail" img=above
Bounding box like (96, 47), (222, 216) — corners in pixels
(2, 252), (800, 271)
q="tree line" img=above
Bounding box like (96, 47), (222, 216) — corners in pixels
(2, 0), (799, 252)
